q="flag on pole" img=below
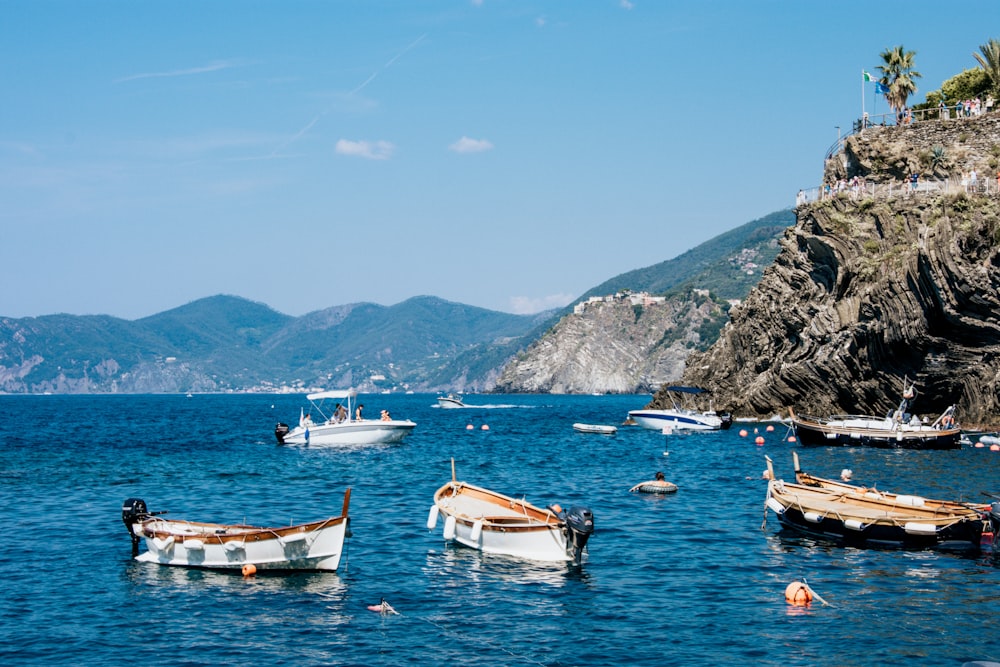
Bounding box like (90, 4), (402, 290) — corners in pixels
(875, 81), (890, 95)
(862, 70), (876, 82)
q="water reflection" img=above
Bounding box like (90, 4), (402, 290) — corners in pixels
(423, 545), (578, 588)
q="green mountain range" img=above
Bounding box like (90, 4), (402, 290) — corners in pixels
(0, 209), (793, 394)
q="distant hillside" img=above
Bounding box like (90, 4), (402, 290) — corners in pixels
(579, 209), (793, 303)
(0, 209), (794, 394)
(0, 295), (549, 394)
(492, 210), (795, 393)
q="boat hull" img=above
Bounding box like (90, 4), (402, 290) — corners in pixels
(573, 423), (617, 435)
(773, 504), (983, 550)
(791, 416), (961, 450)
(281, 420), (415, 446)
(628, 409), (722, 431)
(133, 515), (350, 571)
(437, 397), (465, 409)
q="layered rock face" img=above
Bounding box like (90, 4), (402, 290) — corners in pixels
(680, 116), (1000, 426)
(495, 294), (728, 394)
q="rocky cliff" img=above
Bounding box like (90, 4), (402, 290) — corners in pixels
(494, 292), (729, 394)
(677, 115), (1000, 427)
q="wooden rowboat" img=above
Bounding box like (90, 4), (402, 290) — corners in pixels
(764, 456), (989, 550)
(122, 490), (352, 571)
(428, 460), (594, 563)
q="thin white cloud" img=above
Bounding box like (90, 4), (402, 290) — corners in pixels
(509, 294), (575, 315)
(115, 59), (239, 83)
(274, 33), (427, 157)
(620, 0), (634, 9)
(335, 139), (395, 160)
(449, 136), (494, 154)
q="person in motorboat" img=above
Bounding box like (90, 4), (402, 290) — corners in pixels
(334, 403), (348, 423)
(380, 409), (392, 421)
(355, 404), (364, 421)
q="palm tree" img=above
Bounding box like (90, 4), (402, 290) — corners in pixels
(973, 38), (1000, 99)
(876, 45), (922, 112)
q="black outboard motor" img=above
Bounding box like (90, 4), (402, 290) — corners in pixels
(563, 506), (595, 564)
(122, 498), (150, 556)
(275, 422), (289, 445)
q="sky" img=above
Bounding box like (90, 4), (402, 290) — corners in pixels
(1, 1), (994, 320)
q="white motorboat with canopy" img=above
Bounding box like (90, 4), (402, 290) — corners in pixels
(437, 394), (466, 408)
(275, 389), (415, 446)
(628, 386), (733, 432)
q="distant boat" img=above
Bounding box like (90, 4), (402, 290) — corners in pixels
(573, 423), (617, 435)
(275, 389), (415, 446)
(790, 380), (960, 450)
(121, 491), (352, 571)
(764, 454), (990, 550)
(628, 386), (732, 431)
(428, 460), (594, 563)
(437, 394), (467, 409)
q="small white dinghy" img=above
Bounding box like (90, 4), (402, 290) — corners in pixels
(573, 423), (617, 435)
(122, 490), (352, 572)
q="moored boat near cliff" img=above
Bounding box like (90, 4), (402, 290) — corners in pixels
(790, 381), (961, 450)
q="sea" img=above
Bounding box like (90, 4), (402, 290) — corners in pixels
(1, 393), (998, 667)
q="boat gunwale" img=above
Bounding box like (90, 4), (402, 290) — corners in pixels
(433, 481), (563, 533)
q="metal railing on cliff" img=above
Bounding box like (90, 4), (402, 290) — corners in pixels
(796, 175), (1000, 206)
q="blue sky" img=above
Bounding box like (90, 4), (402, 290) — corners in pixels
(1, 1), (993, 319)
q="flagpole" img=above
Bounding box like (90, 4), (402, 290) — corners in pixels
(862, 69), (866, 121)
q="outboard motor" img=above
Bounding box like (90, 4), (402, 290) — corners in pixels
(990, 502), (1000, 539)
(275, 422), (289, 445)
(563, 506), (595, 564)
(122, 498), (150, 556)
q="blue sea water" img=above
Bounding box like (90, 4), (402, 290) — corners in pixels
(1, 393), (998, 667)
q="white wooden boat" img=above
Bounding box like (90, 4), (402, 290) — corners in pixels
(275, 389), (415, 446)
(428, 461), (594, 563)
(764, 456), (989, 550)
(122, 491), (352, 571)
(573, 423), (617, 435)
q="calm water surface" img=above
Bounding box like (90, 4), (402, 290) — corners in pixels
(1, 393), (998, 666)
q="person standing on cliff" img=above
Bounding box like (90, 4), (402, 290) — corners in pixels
(796, 189), (806, 207)
(909, 172), (919, 192)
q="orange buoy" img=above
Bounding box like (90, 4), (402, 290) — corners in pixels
(975, 441), (985, 448)
(466, 424), (474, 430)
(755, 436), (765, 445)
(242, 564), (257, 577)
(991, 444), (1000, 452)
(739, 429), (748, 437)
(787, 436), (797, 443)
(766, 424), (775, 432)
(785, 581), (813, 606)
(481, 424), (490, 430)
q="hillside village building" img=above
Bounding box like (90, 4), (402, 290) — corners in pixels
(573, 291), (666, 314)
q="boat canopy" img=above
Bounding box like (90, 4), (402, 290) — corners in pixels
(307, 389), (358, 401)
(663, 386), (708, 394)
